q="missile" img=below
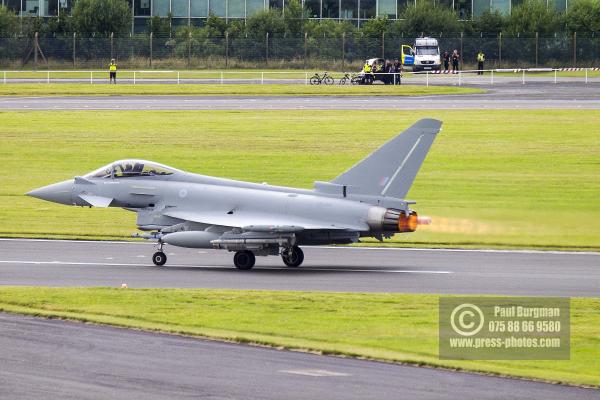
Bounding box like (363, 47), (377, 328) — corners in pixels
(161, 230), (220, 248)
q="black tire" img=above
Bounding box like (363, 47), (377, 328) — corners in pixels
(309, 76), (320, 85)
(339, 77), (347, 85)
(323, 76), (334, 85)
(234, 250), (255, 270)
(152, 251), (167, 266)
(281, 246), (304, 267)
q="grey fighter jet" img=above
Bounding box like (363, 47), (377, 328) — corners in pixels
(27, 119), (441, 270)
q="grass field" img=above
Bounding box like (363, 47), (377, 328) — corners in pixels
(0, 287), (598, 387)
(0, 83), (482, 96)
(1, 109), (599, 249)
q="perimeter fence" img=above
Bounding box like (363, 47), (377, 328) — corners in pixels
(2, 68), (598, 87)
(1, 32), (599, 70)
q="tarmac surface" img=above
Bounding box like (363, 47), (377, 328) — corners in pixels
(1, 81), (599, 110)
(1, 239), (599, 296)
(2, 312), (597, 400)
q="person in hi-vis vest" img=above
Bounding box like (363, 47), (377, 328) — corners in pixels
(109, 59), (117, 84)
(476, 51), (485, 76)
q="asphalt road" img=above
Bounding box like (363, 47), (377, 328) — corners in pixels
(1, 313), (597, 400)
(1, 239), (599, 296)
(1, 82), (599, 110)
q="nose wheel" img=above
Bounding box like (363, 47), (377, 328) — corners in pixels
(152, 251), (167, 266)
(152, 240), (167, 266)
(281, 246), (304, 267)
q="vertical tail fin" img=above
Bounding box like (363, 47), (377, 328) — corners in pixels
(331, 119), (442, 199)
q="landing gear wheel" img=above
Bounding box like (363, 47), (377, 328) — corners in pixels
(282, 246), (304, 267)
(233, 250), (255, 270)
(152, 251), (167, 266)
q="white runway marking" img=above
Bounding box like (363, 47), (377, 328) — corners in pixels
(0, 238), (151, 245)
(1, 238), (597, 255)
(0, 260), (451, 274)
(279, 369), (350, 377)
(320, 245), (600, 256)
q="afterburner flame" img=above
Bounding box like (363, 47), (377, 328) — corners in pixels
(417, 216), (432, 225)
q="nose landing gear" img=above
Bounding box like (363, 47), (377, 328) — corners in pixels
(152, 240), (167, 266)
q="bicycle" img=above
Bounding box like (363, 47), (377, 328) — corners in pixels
(338, 73), (354, 85)
(309, 71), (334, 85)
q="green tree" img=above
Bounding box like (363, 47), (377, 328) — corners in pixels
(44, 15), (75, 35)
(360, 17), (390, 37)
(225, 19), (246, 38)
(506, 0), (564, 34)
(20, 16), (46, 36)
(245, 8), (286, 38)
(394, 0), (462, 34)
(173, 24), (224, 59)
(474, 10), (506, 33)
(147, 14), (172, 37)
(204, 13), (227, 37)
(0, 5), (18, 36)
(72, 0), (132, 35)
(283, 0), (308, 36)
(565, 0), (600, 32)
(305, 19), (355, 38)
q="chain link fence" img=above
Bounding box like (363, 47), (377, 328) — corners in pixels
(1, 33), (598, 70)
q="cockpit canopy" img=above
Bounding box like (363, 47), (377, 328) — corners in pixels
(85, 160), (177, 179)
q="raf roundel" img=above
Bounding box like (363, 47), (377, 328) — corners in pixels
(178, 188), (188, 198)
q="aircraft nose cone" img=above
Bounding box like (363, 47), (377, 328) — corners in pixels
(26, 179), (74, 205)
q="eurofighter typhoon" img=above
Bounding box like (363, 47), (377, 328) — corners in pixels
(27, 119), (441, 270)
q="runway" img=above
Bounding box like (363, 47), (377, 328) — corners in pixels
(1, 82), (599, 110)
(1, 313), (596, 400)
(1, 239), (599, 296)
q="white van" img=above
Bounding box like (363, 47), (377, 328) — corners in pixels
(411, 37), (441, 72)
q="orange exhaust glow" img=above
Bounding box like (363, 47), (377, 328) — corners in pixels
(398, 212), (419, 232)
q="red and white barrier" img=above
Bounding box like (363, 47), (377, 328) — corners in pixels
(559, 67), (600, 71)
(412, 67), (599, 74)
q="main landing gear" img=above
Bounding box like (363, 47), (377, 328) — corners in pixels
(232, 246), (304, 270)
(233, 250), (255, 270)
(152, 240), (167, 266)
(281, 246), (304, 268)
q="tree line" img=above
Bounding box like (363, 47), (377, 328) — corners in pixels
(0, 0), (599, 38)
